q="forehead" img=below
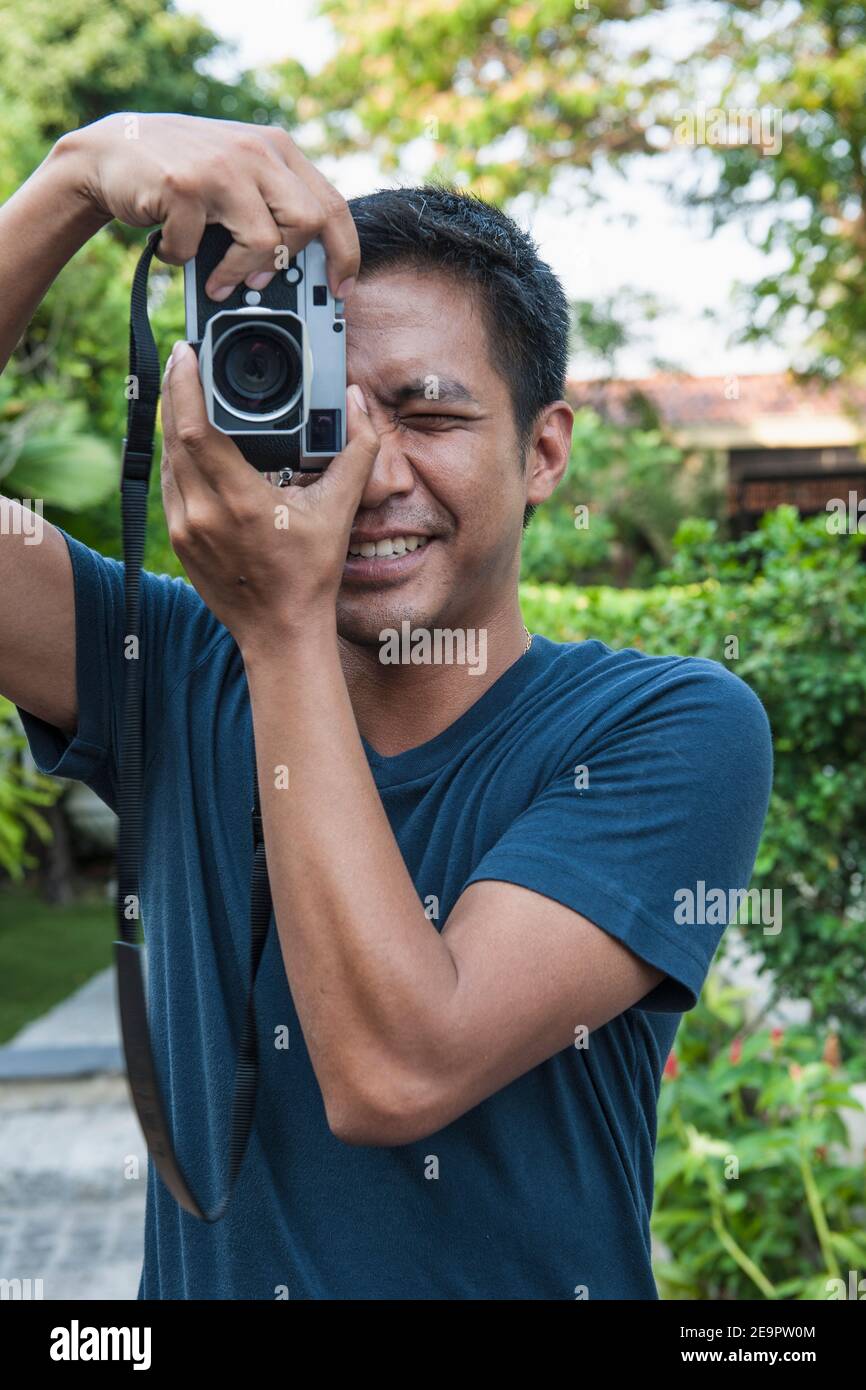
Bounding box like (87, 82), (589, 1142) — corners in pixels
(343, 266), (506, 402)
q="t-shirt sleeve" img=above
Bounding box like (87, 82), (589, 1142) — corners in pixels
(15, 526), (224, 813)
(463, 658), (774, 1013)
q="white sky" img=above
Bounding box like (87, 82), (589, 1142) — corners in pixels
(179, 0), (794, 380)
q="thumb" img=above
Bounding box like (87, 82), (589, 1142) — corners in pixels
(315, 385), (379, 510)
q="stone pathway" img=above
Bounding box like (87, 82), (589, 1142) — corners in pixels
(0, 970), (146, 1301)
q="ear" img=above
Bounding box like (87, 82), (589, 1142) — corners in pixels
(524, 401), (574, 507)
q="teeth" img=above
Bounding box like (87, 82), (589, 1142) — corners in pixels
(347, 535), (429, 557)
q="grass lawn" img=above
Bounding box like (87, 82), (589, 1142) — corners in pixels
(0, 882), (113, 1044)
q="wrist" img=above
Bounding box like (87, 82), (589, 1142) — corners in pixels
(239, 611), (339, 671)
(46, 128), (113, 230)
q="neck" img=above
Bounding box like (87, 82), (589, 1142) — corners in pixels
(339, 596), (528, 757)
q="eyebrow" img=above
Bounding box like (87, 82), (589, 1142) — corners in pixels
(379, 376), (481, 408)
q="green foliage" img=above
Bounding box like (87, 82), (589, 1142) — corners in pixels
(522, 508), (866, 1053)
(521, 407), (724, 586)
(669, 0), (866, 379)
(0, 0), (294, 568)
(0, 383), (117, 509)
(285, 0), (674, 203)
(0, 0), (278, 143)
(0, 697), (60, 879)
(653, 974), (866, 1301)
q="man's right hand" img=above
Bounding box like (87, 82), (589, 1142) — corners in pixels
(59, 111), (360, 302)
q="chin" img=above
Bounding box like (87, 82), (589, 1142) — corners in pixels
(336, 595), (440, 649)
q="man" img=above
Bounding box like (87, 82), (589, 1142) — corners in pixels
(0, 113), (772, 1300)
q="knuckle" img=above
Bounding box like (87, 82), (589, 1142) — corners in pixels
(182, 504), (210, 537)
(161, 166), (194, 199)
(267, 124), (295, 150)
(295, 205), (324, 237)
(177, 422), (208, 452)
(320, 186), (349, 220)
(132, 189), (155, 223)
(205, 148), (232, 181)
(248, 230), (279, 259)
(234, 132), (268, 160)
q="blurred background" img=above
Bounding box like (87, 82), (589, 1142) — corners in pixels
(0, 0), (865, 1301)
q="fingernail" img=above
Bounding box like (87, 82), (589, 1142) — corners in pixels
(208, 284), (235, 302)
(336, 277), (356, 300)
(246, 271), (273, 290)
(172, 341), (190, 362)
(348, 384), (368, 414)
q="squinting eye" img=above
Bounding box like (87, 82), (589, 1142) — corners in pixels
(401, 414), (463, 427)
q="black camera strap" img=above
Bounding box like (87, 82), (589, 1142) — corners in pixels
(116, 228), (272, 1221)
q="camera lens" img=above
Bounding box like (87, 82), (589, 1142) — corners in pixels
(213, 325), (301, 417)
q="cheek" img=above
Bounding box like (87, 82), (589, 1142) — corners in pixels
(413, 434), (516, 524)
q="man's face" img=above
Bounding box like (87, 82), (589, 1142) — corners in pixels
(337, 267), (529, 645)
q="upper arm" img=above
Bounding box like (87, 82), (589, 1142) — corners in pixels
(0, 502), (77, 734)
(4, 517), (224, 810)
(426, 881), (665, 1123)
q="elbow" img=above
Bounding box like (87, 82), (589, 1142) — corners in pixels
(324, 1065), (448, 1148)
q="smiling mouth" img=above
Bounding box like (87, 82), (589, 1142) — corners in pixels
(342, 534), (436, 582)
(347, 535), (430, 559)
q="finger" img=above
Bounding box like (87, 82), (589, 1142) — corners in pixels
(205, 172), (322, 301)
(309, 385), (379, 519)
(248, 172), (327, 292)
(159, 436), (184, 533)
(157, 197), (207, 266)
(159, 353), (189, 504)
(204, 199), (285, 301)
(248, 165), (329, 289)
(266, 131), (360, 297)
(163, 341), (243, 492)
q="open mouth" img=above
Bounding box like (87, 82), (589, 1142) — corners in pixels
(342, 534), (436, 583)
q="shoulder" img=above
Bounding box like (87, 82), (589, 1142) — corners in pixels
(531, 634), (772, 780)
(58, 527), (229, 669)
(539, 633), (767, 716)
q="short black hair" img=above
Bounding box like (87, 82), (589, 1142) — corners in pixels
(347, 184), (570, 528)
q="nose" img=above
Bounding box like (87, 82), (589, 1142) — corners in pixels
(355, 403), (416, 511)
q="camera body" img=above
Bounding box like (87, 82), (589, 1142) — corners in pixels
(184, 224), (346, 473)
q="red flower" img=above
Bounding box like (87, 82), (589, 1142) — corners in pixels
(663, 1051), (678, 1079)
(770, 1026), (784, 1046)
(730, 1035), (743, 1064)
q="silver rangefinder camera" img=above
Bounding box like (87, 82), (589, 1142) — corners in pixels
(184, 224), (347, 473)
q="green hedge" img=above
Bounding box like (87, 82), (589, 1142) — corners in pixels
(521, 507), (866, 1062)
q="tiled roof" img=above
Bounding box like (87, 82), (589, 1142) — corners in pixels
(566, 372), (866, 427)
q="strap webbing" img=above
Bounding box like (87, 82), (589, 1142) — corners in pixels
(115, 228), (272, 1222)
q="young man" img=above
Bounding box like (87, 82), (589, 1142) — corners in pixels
(0, 113), (772, 1300)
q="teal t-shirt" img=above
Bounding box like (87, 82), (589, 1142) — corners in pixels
(17, 529), (772, 1300)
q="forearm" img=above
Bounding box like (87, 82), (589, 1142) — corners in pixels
(0, 134), (110, 372)
(243, 627), (460, 1139)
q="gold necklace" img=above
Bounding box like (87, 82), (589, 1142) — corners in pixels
(523, 624), (533, 655)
